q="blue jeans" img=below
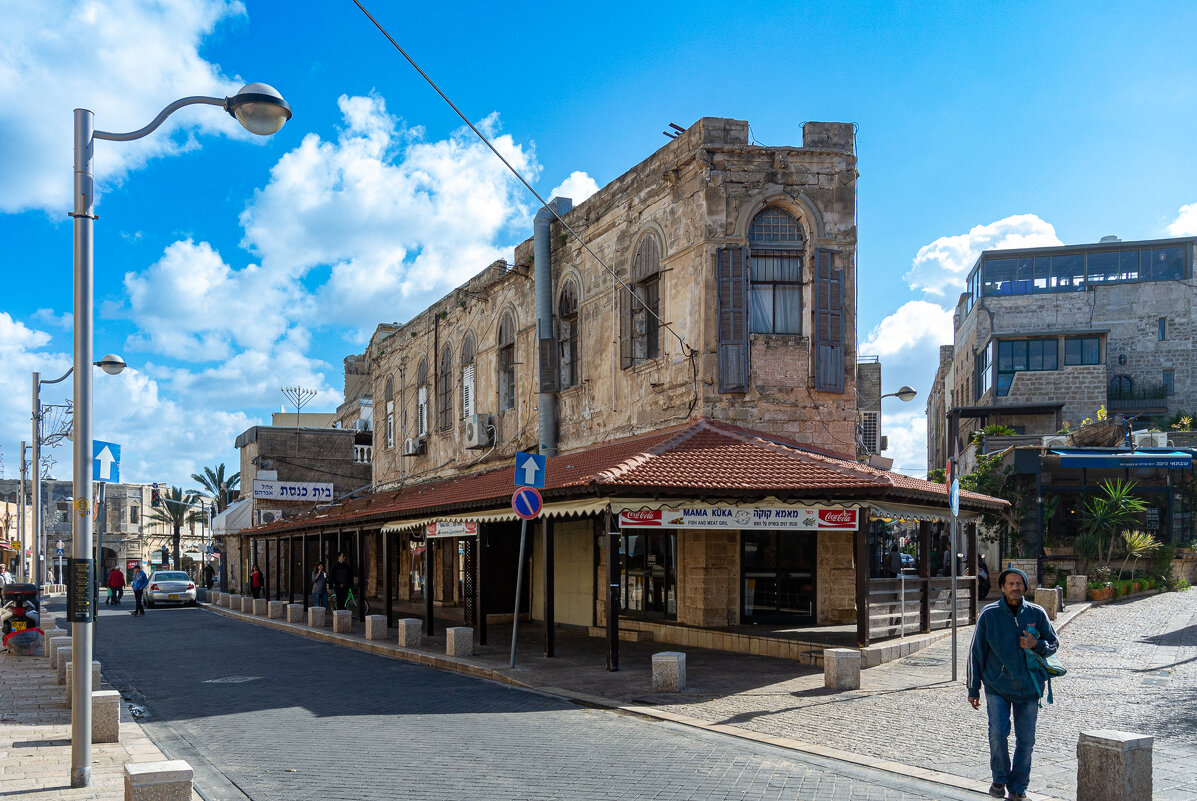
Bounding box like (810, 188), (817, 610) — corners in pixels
(986, 692), (1039, 793)
(313, 592), (328, 609)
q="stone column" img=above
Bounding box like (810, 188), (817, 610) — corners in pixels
(1077, 730), (1152, 801)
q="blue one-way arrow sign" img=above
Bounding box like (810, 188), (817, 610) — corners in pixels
(93, 440), (121, 483)
(514, 451), (546, 489)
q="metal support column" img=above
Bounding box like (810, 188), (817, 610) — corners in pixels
(855, 509), (871, 647)
(477, 530), (486, 645)
(605, 512), (619, 672)
(919, 520), (931, 633)
(384, 529), (393, 628)
(423, 536), (435, 636)
(543, 518), (555, 658)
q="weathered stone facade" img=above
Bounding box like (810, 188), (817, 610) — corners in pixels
(365, 117), (858, 489)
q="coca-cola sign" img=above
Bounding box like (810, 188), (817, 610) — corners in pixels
(817, 509), (858, 528)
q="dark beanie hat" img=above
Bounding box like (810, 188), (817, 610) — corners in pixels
(998, 567), (1029, 589)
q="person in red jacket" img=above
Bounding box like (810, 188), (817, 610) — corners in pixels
(106, 567), (126, 606)
(250, 564), (264, 599)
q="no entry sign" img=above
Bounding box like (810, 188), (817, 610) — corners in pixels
(512, 487), (543, 520)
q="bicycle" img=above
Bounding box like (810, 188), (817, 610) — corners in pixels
(327, 587), (370, 617)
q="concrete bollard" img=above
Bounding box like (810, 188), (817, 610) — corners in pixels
(93, 690), (121, 743)
(1077, 730), (1152, 801)
(252, 599), (268, 616)
(1067, 575), (1088, 604)
(224, 593), (236, 609)
(308, 606), (327, 628)
(1033, 587), (1059, 620)
(365, 614), (388, 640)
(286, 603), (304, 623)
(212, 591), (223, 606)
(446, 627), (474, 657)
(268, 600), (286, 619)
(124, 760), (194, 801)
(50, 632), (71, 670)
(397, 618), (422, 647)
(44, 628), (66, 658)
(240, 596), (254, 613)
(66, 660), (102, 708)
(651, 651), (687, 692)
(332, 609), (353, 633)
(824, 648), (862, 690)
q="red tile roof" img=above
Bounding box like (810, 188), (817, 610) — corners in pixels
(241, 418), (1005, 535)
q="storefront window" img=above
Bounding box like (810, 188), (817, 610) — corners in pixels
(618, 532), (676, 619)
(741, 531), (816, 623)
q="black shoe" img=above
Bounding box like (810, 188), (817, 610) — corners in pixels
(1007, 792), (1027, 800)
(988, 785), (1006, 798)
(130, 611), (137, 616)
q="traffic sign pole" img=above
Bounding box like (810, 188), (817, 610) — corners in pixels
(509, 518), (528, 668)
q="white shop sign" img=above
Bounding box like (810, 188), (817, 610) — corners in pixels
(252, 480), (334, 501)
(618, 506), (858, 530)
(425, 521), (479, 539)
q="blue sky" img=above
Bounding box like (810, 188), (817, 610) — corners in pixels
(3, 0), (1197, 486)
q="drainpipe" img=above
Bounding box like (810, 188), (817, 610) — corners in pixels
(534, 196), (572, 456)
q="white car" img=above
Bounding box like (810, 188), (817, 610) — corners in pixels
(145, 571), (197, 607)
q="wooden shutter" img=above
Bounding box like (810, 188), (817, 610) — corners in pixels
(716, 246), (750, 393)
(619, 286), (633, 369)
(417, 387), (428, 436)
(814, 248), (845, 393)
(462, 365), (474, 419)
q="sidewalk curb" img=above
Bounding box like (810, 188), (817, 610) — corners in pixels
(202, 600), (1088, 801)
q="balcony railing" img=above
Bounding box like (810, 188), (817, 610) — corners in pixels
(1107, 382), (1169, 412)
(353, 444), (373, 464)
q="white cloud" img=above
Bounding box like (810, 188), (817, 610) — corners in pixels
(1165, 202), (1197, 236)
(903, 214), (1063, 298)
(0, 0), (250, 214)
(882, 408), (934, 478)
(32, 309), (72, 330)
(550, 171), (599, 206)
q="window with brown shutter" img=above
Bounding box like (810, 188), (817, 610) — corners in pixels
(814, 249), (845, 393)
(716, 246), (749, 393)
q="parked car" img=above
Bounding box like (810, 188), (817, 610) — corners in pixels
(145, 571), (196, 607)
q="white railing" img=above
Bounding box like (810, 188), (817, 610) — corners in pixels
(353, 444), (373, 464)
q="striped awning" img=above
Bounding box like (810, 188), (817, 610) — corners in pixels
(380, 497), (610, 534)
(867, 500), (978, 523)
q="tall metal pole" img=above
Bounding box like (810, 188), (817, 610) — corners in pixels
(509, 519), (528, 668)
(31, 374), (42, 587)
(18, 442), (27, 580)
(69, 107), (96, 788)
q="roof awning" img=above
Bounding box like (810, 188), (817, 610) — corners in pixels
(380, 497), (610, 534)
(1050, 450), (1193, 469)
(867, 500), (978, 523)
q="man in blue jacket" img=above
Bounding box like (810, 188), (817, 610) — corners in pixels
(966, 567), (1058, 800)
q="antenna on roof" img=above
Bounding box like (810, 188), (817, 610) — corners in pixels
(668, 123), (686, 133)
(662, 130), (677, 139)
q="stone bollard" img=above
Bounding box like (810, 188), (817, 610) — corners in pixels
(124, 760), (194, 801)
(446, 627), (473, 657)
(651, 651), (687, 692)
(308, 606), (327, 628)
(332, 609), (353, 633)
(286, 603), (304, 623)
(224, 593), (236, 609)
(240, 596), (254, 613)
(365, 614), (388, 640)
(66, 660), (102, 707)
(212, 592), (223, 606)
(93, 690), (121, 743)
(824, 648), (862, 690)
(44, 629), (66, 658)
(252, 599), (268, 616)
(1077, 730), (1152, 801)
(1067, 575), (1088, 604)
(268, 600), (286, 619)
(397, 618), (422, 647)
(1033, 587), (1059, 620)
(51, 637), (72, 676)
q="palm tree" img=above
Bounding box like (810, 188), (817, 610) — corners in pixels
(1080, 479), (1148, 564)
(148, 486), (203, 569)
(191, 464), (240, 513)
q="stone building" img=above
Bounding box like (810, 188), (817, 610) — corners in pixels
(239, 117), (1001, 656)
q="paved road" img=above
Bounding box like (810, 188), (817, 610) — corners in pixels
(78, 602), (985, 801)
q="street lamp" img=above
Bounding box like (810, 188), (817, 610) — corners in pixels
(66, 82), (291, 788)
(881, 385), (918, 403)
(32, 354), (126, 590)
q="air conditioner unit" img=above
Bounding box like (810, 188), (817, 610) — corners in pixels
(465, 414), (493, 449)
(1132, 431), (1169, 448)
(257, 509), (283, 525)
(403, 437), (426, 456)
(1042, 435), (1070, 447)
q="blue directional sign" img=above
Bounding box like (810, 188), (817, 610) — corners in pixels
(514, 451), (547, 489)
(949, 478), (960, 518)
(93, 440), (121, 483)
(512, 486), (543, 520)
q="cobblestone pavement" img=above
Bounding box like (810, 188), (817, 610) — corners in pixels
(652, 590), (1197, 801)
(87, 604), (991, 801)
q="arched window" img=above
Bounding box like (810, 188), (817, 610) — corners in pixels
(384, 375), (395, 448)
(628, 234), (661, 364)
(1109, 374), (1133, 399)
(415, 359), (429, 437)
(498, 313), (516, 411)
(558, 280), (579, 389)
(461, 332), (476, 419)
(748, 207), (804, 334)
(437, 345), (453, 430)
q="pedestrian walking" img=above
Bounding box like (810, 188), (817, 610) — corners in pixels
(311, 562), (329, 609)
(129, 565), (149, 616)
(977, 554), (991, 600)
(107, 567), (126, 606)
(966, 567), (1059, 800)
(0, 564), (11, 585)
(330, 553), (352, 609)
(202, 563), (215, 590)
(887, 544), (904, 577)
(250, 564), (264, 599)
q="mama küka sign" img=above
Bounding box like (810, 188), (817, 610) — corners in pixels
(618, 506), (857, 530)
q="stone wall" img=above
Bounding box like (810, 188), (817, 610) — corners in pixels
(817, 530), (855, 624)
(676, 530), (739, 627)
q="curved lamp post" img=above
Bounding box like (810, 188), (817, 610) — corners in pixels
(881, 385), (918, 403)
(68, 83), (291, 788)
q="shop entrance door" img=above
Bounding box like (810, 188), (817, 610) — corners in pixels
(619, 531), (676, 619)
(741, 530), (816, 624)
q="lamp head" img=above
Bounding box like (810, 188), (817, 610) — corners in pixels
(226, 82), (292, 136)
(96, 354), (127, 375)
(894, 385), (918, 403)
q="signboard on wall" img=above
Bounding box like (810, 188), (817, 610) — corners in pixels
(425, 521), (479, 539)
(252, 480), (334, 501)
(618, 507), (858, 530)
